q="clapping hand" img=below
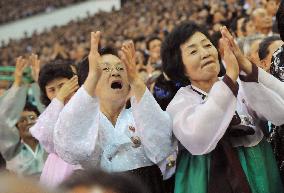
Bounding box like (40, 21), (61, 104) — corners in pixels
(84, 31), (103, 96)
(220, 26), (253, 75)
(13, 56), (28, 86)
(29, 53), (40, 82)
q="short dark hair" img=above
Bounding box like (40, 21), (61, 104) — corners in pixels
(23, 101), (40, 116)
(258, 35), (281, 60)
(146, 35), (162, 50)
(38, 60), (75, 106)
(60, 169), (149, 193)
(161, 21), (209, 85)
(77, 47), (118, 86)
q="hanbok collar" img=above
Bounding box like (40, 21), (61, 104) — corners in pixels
(22, 141), (41, 156)
(99, 106), (127, 129)
(191, 85), (208, 99)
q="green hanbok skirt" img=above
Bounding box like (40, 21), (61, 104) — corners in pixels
(175, 140), (283, 193)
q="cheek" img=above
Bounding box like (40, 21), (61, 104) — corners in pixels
(184, 54), (200, 69)
(17, 123), (24, 130)
(95, 78), (106, 97)
(46, 91), (56, 100)
(184, 60), (200, 79)
(210, 47), (219, 59)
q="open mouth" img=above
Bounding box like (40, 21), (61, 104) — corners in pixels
(111, 80), (123, 89)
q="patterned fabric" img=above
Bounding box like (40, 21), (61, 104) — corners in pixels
(54, 87), (174, 172)
(270, 44), (284, 82)
(269, 44), (284, 182)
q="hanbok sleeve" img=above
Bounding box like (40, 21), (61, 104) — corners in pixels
(167, 76), (238, 155)
(240, 65), (284, 126)
(157, 140), (178, 180)
(54, 86), (101, 165)
(30, 98), (64, 153)
(131, 88), (174, 164)
(0, 85), (27, 160)
(30, 83), (45, 113)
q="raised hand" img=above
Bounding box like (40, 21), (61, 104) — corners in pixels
(13, 56), (28, 87)
(29, 53), (40, 82)
(56, 76), (79, 104)
(219, 37), (239, 82)
(84, 31), (102, 96)
(88, 31), (102, 79)
(120, 41), (146, 101)
(220, 26), (253, 75)
(120, 41), (139, 85)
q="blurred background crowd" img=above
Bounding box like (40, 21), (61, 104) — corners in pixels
(0, 0), (281, 90)
(0, 0), (87, 24)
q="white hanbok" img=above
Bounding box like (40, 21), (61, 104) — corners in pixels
(167, 66), (284, 193)
(54, 87), (174, 173)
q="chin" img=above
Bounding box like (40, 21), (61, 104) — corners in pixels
(110, 87), (129, 98)
(205, 67), (219, 76)
(203, 70), (219, 81)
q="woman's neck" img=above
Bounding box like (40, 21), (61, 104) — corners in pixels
(191, 77), (219, 93)
(23, 137), (38, 152)
(100, 100), (125, 126)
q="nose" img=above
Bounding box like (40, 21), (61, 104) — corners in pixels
(111, 70), (121, 77)
(200, 47), (210, 59)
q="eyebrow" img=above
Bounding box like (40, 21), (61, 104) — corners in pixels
(187, 39), (209, 48)
(101, 62), (111, 66)
(115, 62), (123, 66)
(103, 62), (123, 65)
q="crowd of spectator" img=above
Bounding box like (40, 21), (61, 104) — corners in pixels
(0, 0), (87, 24)
(0, 0), (281, 94)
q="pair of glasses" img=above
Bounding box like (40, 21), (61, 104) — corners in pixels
(102, 66), (124, 72)
(18, 115), (37, 123)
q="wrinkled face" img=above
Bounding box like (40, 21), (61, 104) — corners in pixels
(262, 40), (284, 71)
(180, 32), (220, 83)
(95, 54), (130, 103)
(45, 77), (69, 100)
(254, 9), (273, 30)
(17, 111), (38, 140)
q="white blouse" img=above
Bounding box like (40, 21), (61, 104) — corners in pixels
(54, 87), (174, 172)
(167, 67), (284, 155)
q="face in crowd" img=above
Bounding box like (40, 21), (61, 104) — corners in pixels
(95, 54), (130, 103)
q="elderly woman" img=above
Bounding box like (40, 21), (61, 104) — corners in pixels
(162, 21), (284, 193)
(53, 32), (174, 193)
